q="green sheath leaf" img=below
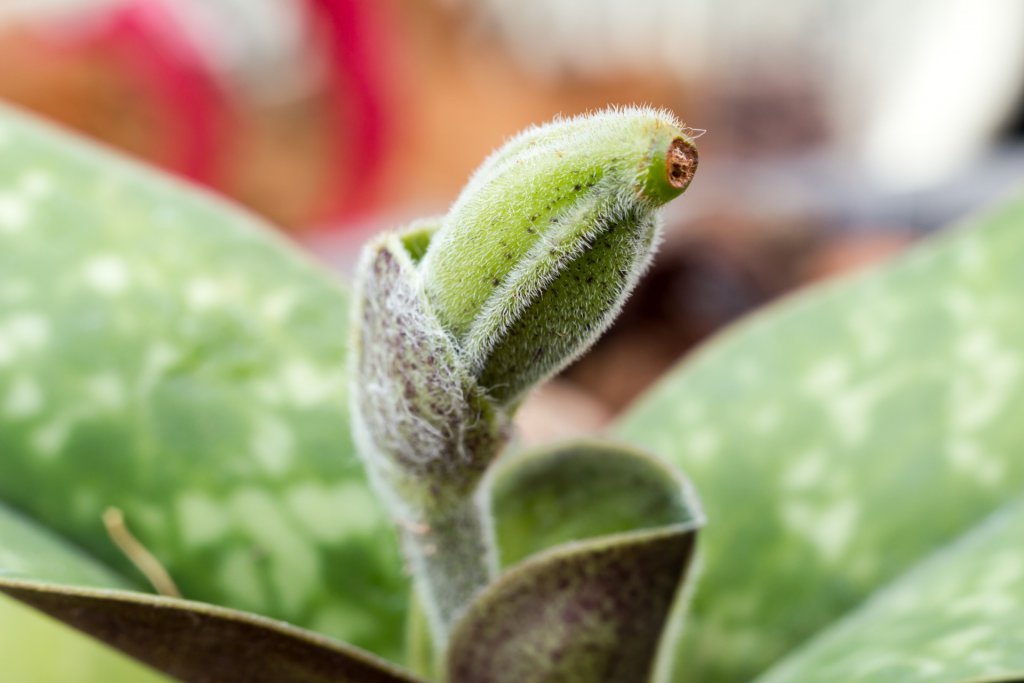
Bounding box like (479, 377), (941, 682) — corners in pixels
(349, 230), (509, 517)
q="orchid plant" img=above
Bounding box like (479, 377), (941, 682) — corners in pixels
(1, 103), (1023, 683)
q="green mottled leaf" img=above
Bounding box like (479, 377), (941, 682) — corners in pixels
(0, 501), (167, 682)
(615, 192), (1024, 682)
(440, 441), (701, 683)
(756, 498), (1024, 683)
(0, 105), (405, 662)
(0, 501), (131, 589)
(0, 501), (422, 682)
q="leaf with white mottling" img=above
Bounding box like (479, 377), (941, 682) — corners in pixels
(615, 192), (1024, 682)
(1, 580), (425, 683)
(755, 498), (1024, 683)
(0, 105), (406, 669)
(0, 501), (424, 683)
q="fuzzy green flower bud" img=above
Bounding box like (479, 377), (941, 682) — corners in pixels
(349, 108), (698, 640)
(420, 106), (698, 405)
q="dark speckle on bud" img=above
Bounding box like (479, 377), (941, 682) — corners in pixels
(350, 110), (697, 639)
(418, 106), (700, 405)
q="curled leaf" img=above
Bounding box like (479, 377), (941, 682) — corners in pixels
(350, 228), (511, 639)
(442, 441), (702, 683)
(490, 439), (701, 566)
(446, 529), (696, 683)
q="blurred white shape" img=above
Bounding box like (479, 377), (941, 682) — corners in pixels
(855, 0), (1024, 187)
(0, 0), (319, 103)
(171, 0), (318, 102)
(0, 0), (108, 19)
(457, 0), (1024, 187)
(0, 0), (121, 22)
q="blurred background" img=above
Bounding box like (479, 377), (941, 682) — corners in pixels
(3, 0), (1024, 440)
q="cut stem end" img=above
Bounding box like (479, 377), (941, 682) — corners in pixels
(666, 137), (698, 190)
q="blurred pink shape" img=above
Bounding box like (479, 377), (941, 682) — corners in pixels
(40, 0), (227, 183)
(30, 0), (396, 227)
(309, 0), (394, 223)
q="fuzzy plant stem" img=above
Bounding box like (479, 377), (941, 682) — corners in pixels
(350, 108), (700, 668)
(403, 490), (498, 653)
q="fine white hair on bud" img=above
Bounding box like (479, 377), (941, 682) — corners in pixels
(419, 106), (698, 405)
(349, 227), (510, 519)
(348, 106), (699, 642)
(350, 107), (699, 512)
